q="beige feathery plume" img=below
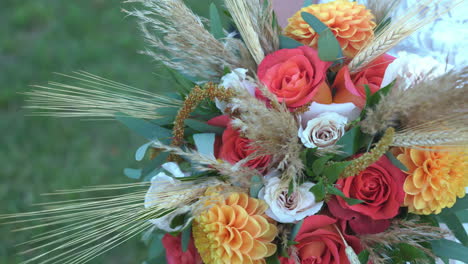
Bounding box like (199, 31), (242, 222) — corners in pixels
(24, 71), (182, 119)
(361, 67), (468, 148)
(125, 0), (255, 81)
(224, 0), (279, 65)
(2, 179), (218, 264)
(228, 79), (304, 188)
(349, 0), (464, 73)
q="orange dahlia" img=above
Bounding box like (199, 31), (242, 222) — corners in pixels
(284, 0), (376, 58)
(394, 147), (468, 215)
(193, 191), (278, 264)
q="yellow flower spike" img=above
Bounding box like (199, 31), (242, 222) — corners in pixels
(193, 191), (278, 264)
(284, 0), (376, 58)
(395, 147), (468, 215)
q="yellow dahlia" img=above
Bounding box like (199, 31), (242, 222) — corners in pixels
(284, 0), (376, 58)
(395, 147), (468, 215)
(193, 191), (278, 264)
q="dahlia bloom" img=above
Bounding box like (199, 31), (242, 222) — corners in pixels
(395, 147), (468, 215)
(193, 191), (278, 264)
(284, 0), (376, 58)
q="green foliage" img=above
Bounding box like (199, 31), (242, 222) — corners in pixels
(385, 151), (408, 171)
(322, 161), (351, 183)
(303, 0), (313, 7)
(358, 250), (370, 264)
(209, 3), (224, 39)
(301, 12), (343, 62)
(360, 81), (395, 119)
(185, 119), (224, 134)
(289, 220), (304, 241)
(124, 168), (142, 180)
(181, 223), (193, 252)
(116, 113), (172, 142)
(249, 175), (263, 198)
(389, 243), (433, 263)
(279, 35), (304, 49)
(335, 126), (367, 159)
(431, 239), (468, 262)
(327, 186), (364, 205)
(438, 212), (468, 246)
(309, 179), (326, 202)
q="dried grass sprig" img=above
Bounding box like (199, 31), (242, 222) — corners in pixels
(349, 0), (464, 72)
(24, 71), (182, 119)
(360, 218), (448, 264)
(150, 140), (260, 188)
(2, 180), (215, 264)
(361, 67), (468, 148)
(229, 80), (304, 188)
(125, 0), (255, 81)
(224, 0), (279, 65)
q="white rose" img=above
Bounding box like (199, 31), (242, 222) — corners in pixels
(298, 112), (348, 149)
(216, 68), (256, 112)
(258, 176), (323, 223)
(144, 162), (192, 232)
(381, 51), (453, 90)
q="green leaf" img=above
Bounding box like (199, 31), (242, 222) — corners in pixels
(185, 119), (224, 134)
(135, 141), (153, 161)
(288, 180), (294, 196)
(438, 212), (468, 246)
(385, 151), (408, 171)
(335, 126), (364, 159)
(209, 3), (224, 39)
(181, 223), (192, 252)
(431, 239), (468, 263)
(358, 250), (370, 264)
(309, 179), (326, 202)
(394, 243), (431, 262)
(289, 220), (304, 240)
(312, 155), (332, 176)
(124, 168), (142, 180)
(456, 210), (468, 222)
(148, 233), (164, 259)
(322, 161), (351, 183)
(443, 196), (468, 213)
(361, 81), (395, 119)
(116, 113), (172, 142)
(249, 175), (263, 198)
(265, 252), (282, 264)
(301, 12), (342, 62)
(279, 35), (304, 49)
(142, 152), (170, 179)
(303, 0), (313, 7)
(327, 186), (364, 205)
(193, 133), (216, 157)
(374, 17), (391, 35)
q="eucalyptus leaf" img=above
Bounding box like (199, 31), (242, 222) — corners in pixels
(431, 239), (468, 262)
(438, 212), (468, 246)
(193, 133), (216, 157)
(279, 35), (304, 49)
(181, 223), (192, 252)
(142, 152), (170, 178)
(185, 119), (224, 134)
(385, 151), (408, 171)
(289, 220), (304, 241)
(115, 113), (172, 142)
(442, 196), (468, 213)
(124, 168), (142, 180)
(148, 233), (165, 259)
(301, 12), (342, 62)
(135, 141), (153, 161)
(327, 186), (364, 205)
(456, 210), (468, 222)
(209, 3), (224, 39)
(250, 175), (263, 198)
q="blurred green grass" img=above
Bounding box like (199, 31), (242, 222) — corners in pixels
(0, 0), (212, 263)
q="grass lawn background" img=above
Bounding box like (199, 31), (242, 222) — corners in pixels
(0, 0), (216, 263)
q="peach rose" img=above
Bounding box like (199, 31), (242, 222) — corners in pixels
(333, 54), (395, 108)
(257, 46), (332, 108)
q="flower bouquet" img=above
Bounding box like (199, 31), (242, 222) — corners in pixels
(4, 0), (468, 263)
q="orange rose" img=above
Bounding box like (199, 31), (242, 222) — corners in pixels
(333, 54), (395, 108)
(257, 46), (332, 108)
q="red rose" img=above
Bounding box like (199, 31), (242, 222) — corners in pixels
(279, 215), (362, 264)
(328, 155), (406, 234)
(208, 115), (271, 173)
(162, 234), (202, 264)
(257, 46), (332, 108)
(333, 54), (395, 108)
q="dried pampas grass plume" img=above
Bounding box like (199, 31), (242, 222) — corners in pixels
(225, 0), (279, 65)
(361, 67), (468, 148)
(360, 218), (448, 264)
(349, 0), (464, 72)
(228, 79), (304, 189)
(125, 0), (255, 81)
